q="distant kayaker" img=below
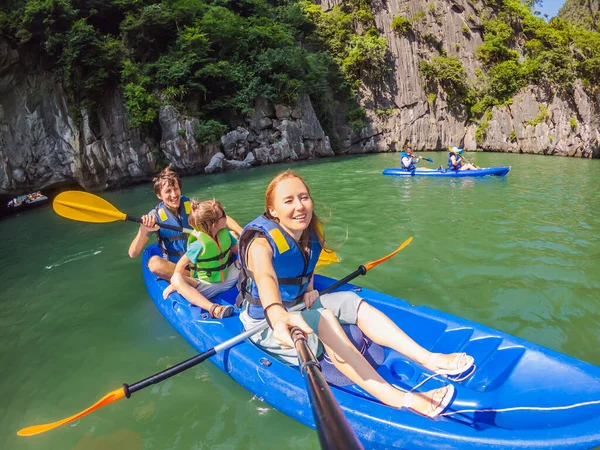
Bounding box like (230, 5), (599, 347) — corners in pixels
(448, 147), (477, 171)
(400, 147), (421, 171)
(128, 165), (242, 280)
(237, 170), (474, 417)
(161, 200), (237, 319)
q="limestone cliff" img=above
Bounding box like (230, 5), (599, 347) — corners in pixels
(324, 0), (600, 158)
(2, 0), (600, 199)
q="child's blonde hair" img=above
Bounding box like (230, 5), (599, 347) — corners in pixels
(188, 200), (226, 236)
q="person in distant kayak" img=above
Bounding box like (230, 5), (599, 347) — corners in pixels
(400, 147), (421, 171)
(128, 165), (242, 280)
(162, 200), (237, 319)
(448, 147), (477, 171)
(237, 170), (474, 418)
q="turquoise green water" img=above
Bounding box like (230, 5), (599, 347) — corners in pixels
(1, 152), (599, 449)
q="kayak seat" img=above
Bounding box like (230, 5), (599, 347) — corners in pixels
(319, 324), (385, 386)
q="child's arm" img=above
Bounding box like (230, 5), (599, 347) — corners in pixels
(230, 243), (239, 255)
(226, 216), (243, 237)
(174, 254), (191, 274)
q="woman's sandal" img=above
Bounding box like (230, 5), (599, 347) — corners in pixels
(209, 304), (234, 319)
(403, 385), (455, 418)
(429, 352), (475, 378)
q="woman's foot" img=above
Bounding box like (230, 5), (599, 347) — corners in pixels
(162, 284), (175, 299)
(426, 352), (474, 376)
(403, 385), (454, 418)
(209, 304), (234, 319)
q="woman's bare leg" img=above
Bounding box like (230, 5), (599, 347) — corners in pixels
(356, 301), (465, 372)
(317, 309), (449, 413)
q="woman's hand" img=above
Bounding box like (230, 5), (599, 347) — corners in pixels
(303, 289), (320, 309)
(272, 312), (313, 349)
(140, 214), (159, 235)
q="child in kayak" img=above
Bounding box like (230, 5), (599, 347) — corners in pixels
(162, 199), (237, 319)
(128, 165), (242, 281)
(237, 170), (474, 417)
(448, 147), (477, 171)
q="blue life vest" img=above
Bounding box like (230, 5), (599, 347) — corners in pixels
(237, 214), (322, 319)
(400, 152), (416, 171)
(448, 153), (462, 170)
(155, 196), (191, 263)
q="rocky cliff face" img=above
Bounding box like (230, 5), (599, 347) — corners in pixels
(1, 0), (599, 198)
(0, 38), (332, 197)
(0, 39), (159, 197)
(558, 0), (599, 31)
(322, 0), (600, 158)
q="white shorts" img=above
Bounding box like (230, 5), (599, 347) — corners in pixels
(195, 264), (240, 299)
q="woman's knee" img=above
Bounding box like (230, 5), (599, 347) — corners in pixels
(318, 309), (344, 335)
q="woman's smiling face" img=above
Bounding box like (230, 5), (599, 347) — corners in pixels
(269, 177), (313, 240)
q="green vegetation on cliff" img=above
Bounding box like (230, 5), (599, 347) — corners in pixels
(557, 0), (599, 31)
(1, 0), (385, 132)
(417, 0), (600, 120)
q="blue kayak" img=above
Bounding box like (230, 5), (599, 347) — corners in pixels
(143, 245), (600, 449)
(382, 166), (511, 177)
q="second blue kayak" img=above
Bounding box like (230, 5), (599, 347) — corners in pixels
(382, 166), (511, 177)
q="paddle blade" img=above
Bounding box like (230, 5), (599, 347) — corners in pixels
(364, 237), (412, 271)
(17, 387), (126, 437)
(316, 249), (340, 269)
(53, 191), (127, 224)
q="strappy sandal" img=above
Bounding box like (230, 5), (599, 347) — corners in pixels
(429, 352), (475, 378)
(403, 385), (455, 418)
(209, 304), (233, 319)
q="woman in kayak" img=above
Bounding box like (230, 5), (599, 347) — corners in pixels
(448, 147), (477, 171)
(128, 165), (242, 280)
(162, 199), (237, 318)
(237, 170), (474, 417)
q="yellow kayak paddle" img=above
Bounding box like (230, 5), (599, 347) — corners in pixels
(52, 191), (340, 267)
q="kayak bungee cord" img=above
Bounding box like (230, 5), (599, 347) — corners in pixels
(402, 370), (600, 419)
(441, 398), (600, 417)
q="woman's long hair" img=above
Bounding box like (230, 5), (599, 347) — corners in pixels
(264, 170), (326, 251)
(188, 199), (225, 237)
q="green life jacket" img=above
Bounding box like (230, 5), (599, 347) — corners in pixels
(188, 228), (235, 283)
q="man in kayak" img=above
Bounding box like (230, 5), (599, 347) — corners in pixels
(400, 146), (421, 171)
(237, 169), (474, 418)
(448, 147), (477, 171)
(128, 165), (242, 280)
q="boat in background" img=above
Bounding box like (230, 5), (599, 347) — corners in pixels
(383, 166), (511, 177)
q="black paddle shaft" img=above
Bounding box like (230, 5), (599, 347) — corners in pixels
(121, 265), (367, 398)
(126, 214), (185, 232)
(291, 327), (364, 450)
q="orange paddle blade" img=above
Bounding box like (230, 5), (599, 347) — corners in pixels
(53, 191), (127, 223)
(17, 387), (126, 437)
(364, 237), (413, 271)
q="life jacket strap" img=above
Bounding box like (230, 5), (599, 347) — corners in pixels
(190, 252), (236, 277)
(235, 266), (308, 308)
(195, 245), (233, 263)
(163, 234), (187, 242)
